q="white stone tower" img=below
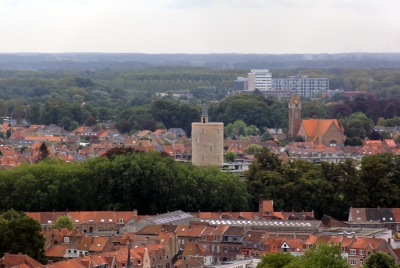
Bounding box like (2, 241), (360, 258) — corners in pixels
(191, 105), (224, 167)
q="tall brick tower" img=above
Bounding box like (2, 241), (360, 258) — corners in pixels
(288, 93), (301, 139)
(191, 105), (224, 167)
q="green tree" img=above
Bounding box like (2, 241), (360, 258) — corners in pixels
(26, 102), (41, 124)
(244, 144), (263, 155)
(344, 112), (374, 139)
(360, 153), (400, 207)
(245, 147), (284, 210)
(0, 99), (8, 117)
(52, 215), (74, 231)
(69, 120), (79, 131)
(13, 100), (25, 124)
(85, 116), (97, 127)
(257, 252), (295, 268)
(224, 151), (237, 162)
(302, 102), (327, 119)
(59, 116), (72, 130)
(377, 117), (386, 126)
(38, 142), (49, 161)
(365, 252), (396, 268)
(247, 125), (261, 136)
(0, 209), (47, 264)
(288, 242), (350, 268)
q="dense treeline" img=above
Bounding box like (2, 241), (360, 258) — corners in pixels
(209, 94), (288, 130)
(0, 150), (249, 214)
(1, 67), (400, 136)
(1, 148), (400, 221)
(247, 148), (400, 220)
(2, 52), (400, 70)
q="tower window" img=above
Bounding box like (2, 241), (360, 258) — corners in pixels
(203, 118), (205, 123)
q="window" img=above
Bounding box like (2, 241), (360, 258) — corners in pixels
(350, 249), (356, 255)
(213, 236), (217, 241)
(230, 246), (235, 254)
(202, 235), (206, 241)
(360, 259), (364, 266)
(360, 250), (364, 255)
(64, 237), (70, 243)
(300, 237), (306, 242)
(341, 246), (345, 252)
(216, 246), (220, 253)
(223, 246), (228, 254)
(350, 259), (356, 265)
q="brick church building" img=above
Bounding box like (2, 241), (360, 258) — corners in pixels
(288, 94), (346, 146)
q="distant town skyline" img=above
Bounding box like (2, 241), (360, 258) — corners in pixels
(1, 0), (399, 54)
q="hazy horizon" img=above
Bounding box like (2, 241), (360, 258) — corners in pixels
(1, 0), (399, 54)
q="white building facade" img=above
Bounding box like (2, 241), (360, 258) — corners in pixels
(247, 69), (272, 91)
(272, 75), (329, 98)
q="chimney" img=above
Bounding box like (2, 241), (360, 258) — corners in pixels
(259, 194), (263, 217)
(133, 209), (138, 216)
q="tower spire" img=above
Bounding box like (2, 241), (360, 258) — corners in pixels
(201, 104), (208, 123)
(288, 93), (302, 140)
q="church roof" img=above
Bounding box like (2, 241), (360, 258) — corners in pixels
(289, 93), (300, 104)
(301, 119), (342, 142)
(201, 105), (208, 117)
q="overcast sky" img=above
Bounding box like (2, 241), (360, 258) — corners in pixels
(0, 0), (399, 54)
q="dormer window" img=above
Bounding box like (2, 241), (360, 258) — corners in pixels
(119, 218), (123, 224)
(64, 237), (70, 243)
